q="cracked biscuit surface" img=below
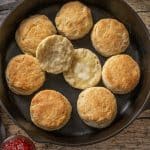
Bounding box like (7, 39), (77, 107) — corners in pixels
(77, 87), (117, 128)
(63, 48), (101, 89)
(91, 19), (129, 57)
(102, 54), (140, 94)
(16, 15), (57, 56)
(30, 90), (72, 131)
(6, 54), (45, 95)
(55, 1), (93, 40)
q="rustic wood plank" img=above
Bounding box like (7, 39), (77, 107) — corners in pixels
(137, 110), (150, 119)
(138, 12), (150, 31)
(125, 0), (150, 12)
(0, 10), (10, 25)
(0, 0), (149, 12)
(0, 0), (20, 11)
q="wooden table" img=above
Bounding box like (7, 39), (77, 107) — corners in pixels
(0, 0), (150, 149)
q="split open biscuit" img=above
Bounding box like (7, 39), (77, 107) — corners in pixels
(36, 35), (74, 74)
(63, 48), (101, 89)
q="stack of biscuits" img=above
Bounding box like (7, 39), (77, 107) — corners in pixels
(6, 1), (140, 131)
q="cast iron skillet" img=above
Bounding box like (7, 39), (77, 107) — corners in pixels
(0, 0), (150, 146)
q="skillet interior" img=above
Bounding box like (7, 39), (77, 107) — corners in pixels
(0, 0), (150, 146)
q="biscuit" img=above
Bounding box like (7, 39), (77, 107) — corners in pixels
(6, 54), (45, 95)
(36, 35), (73, 74)
(102, 54), (140, 94)
(55, 1), (93, 40)
(30, 90), (72, 131)
(77, 87), (117, 128)
(16, 15), (57, 56)
(63, 48), (101, 89)
(91, 19), (129, 57)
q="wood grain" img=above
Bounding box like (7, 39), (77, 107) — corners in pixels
(0, 0), (150, 150)
(138, 12), (150, 30)
(126, 0), (150, 12)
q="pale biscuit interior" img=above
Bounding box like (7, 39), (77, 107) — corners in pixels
(63, 48), (101, 89)
(36, 35), (73, 74)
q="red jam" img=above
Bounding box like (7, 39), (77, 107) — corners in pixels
(1, 135), (36, 150)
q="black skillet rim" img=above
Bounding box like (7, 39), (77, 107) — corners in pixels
(0, 0), (150, 146)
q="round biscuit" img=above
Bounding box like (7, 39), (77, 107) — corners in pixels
(91, 18), (129, 57)
(36, 35), (73, 74)
(6, 54), (45, 95)
(30, 90), (72, 131)
(16, 15), (57, 56)
(63, 48), (101, 89)
(55, 1), (93, 40)
(77, 87), (117, 128)
(102, 54), (140, 94)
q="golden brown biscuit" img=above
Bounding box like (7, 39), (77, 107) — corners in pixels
(6, 54), (45, 95)
(36, 35), (73, 74)
(77, 87), (117, 128)
(16, 15), (57, 56)
(63, 48), (101, 89)
(91, 18), (129, 57)
(55, 1), (93, 40)
(102, 54), (140, 94)
(30, 90), (72, 131)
